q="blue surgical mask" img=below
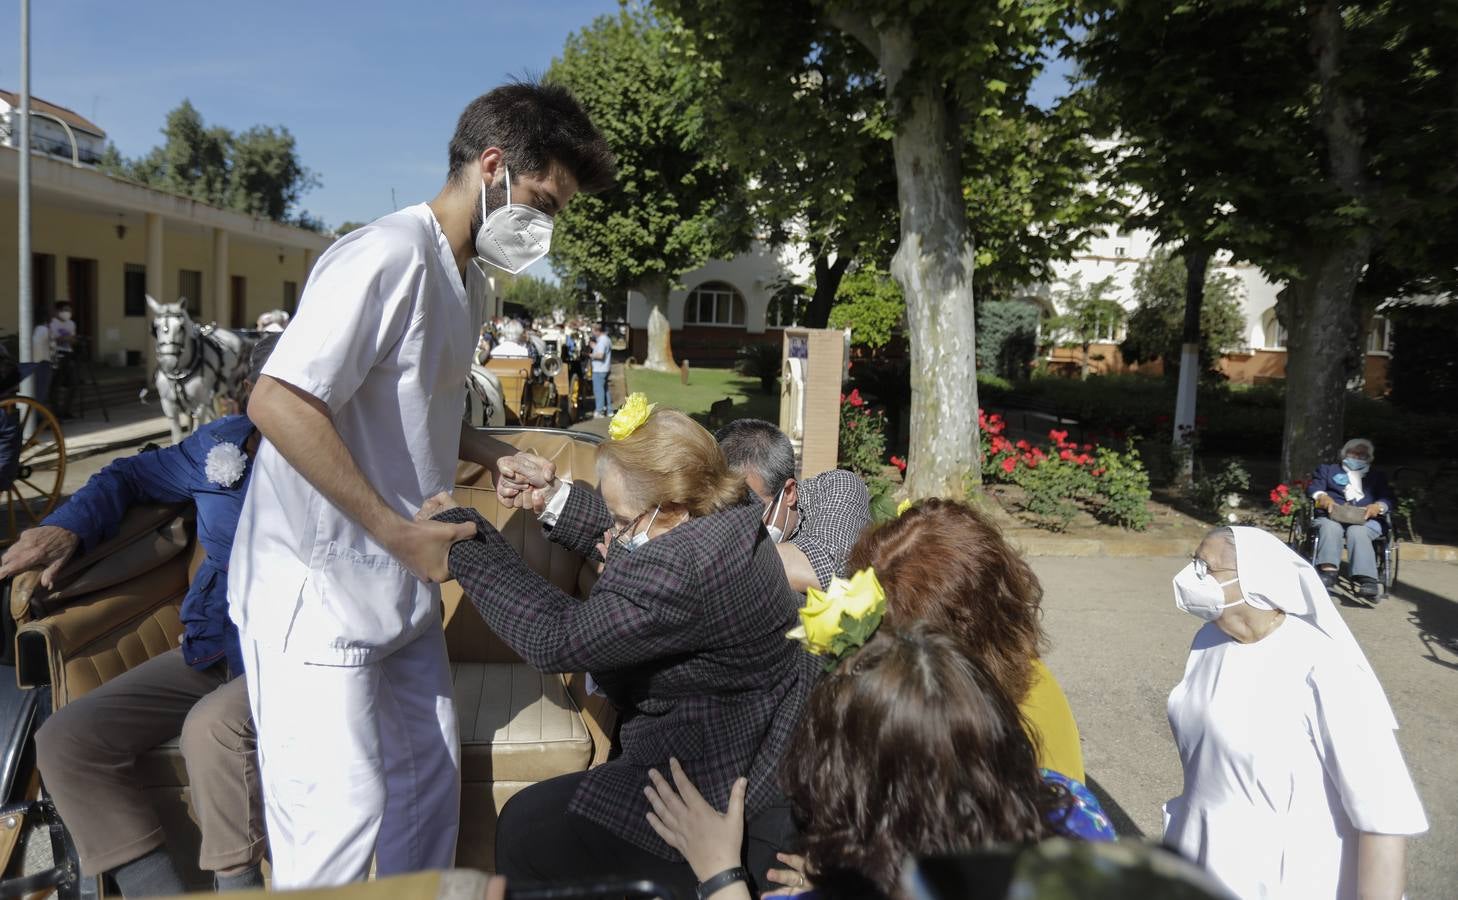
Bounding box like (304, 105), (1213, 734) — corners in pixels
(1343, 457), (1370, 474)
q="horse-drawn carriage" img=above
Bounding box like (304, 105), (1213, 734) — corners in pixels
(0, 427), (617, 896)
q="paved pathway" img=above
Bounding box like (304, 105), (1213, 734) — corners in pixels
(1034, 554), (1458, 897)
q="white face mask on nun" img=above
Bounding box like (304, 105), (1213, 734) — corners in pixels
(1172, 559), (1246, 622)
(475, 164), (554, 275)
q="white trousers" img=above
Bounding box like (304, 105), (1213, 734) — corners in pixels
(243, 625), (461, 889)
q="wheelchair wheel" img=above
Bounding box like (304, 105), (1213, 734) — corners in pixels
(1383, 538), (1399, 592)
(0, 397), (66, 546)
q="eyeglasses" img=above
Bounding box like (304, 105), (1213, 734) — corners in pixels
(1190, 556), (1237, 580)
(610, 511), (648, 544)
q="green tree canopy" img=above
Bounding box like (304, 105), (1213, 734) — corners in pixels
(502, 276), (577, 320)
(828, 267), (904, 349)
(101, 100), (318, 227)
(1050, 274), (1123, 380)
(546, 8), (750, 371)
(963, 93), (1122, 302)
(1120, 247), (1246, 376)
(661, 0), (1089, 496)
(1079, 0), (1458, 478)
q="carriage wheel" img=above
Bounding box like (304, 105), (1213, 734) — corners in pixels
(0, 397), (67, 546)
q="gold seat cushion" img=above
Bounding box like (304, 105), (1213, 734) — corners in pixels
(137, 662), (591, 787)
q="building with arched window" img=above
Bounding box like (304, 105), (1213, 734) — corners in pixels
(624, 243), (810, 365)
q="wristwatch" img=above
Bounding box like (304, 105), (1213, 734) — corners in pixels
(696, 866), (749, 900)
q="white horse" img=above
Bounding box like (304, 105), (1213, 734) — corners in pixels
(143, 296), (252, 443)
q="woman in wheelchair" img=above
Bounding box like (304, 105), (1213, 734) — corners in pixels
(1307, 438), (1393, 600)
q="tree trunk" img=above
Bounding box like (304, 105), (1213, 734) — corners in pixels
(831, 13), (981, 495)
(1079, 342), (1091, 380)
(636, 273), (677, 372)
(1280, 1), (1372, 481)
(805, 253), (851, 329)
(1172, 245), (1210, 487)
(1280, 242), (1369, 482)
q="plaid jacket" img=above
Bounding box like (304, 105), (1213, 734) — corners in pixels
(790, 469), (872, 588)
(438, 487), (820, 859)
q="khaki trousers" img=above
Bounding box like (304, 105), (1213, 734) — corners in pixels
(35, 647), (263, 877)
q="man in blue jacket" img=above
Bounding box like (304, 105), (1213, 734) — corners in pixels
(1307, 437), (1394, 599)
(0, 334), (279, 896)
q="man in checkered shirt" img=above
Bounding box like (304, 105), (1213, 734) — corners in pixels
(716, 418), (872, 592)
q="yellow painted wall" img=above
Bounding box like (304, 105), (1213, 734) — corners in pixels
(0, 198), (316, 366)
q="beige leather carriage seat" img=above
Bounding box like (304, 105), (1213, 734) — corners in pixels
(12, 428), (611, 884)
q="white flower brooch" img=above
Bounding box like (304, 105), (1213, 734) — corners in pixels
(205, 442), (248, 488)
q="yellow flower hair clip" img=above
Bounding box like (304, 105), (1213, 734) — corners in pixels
(609, 393), (656, 441)
(787, 567), (887, 670)
(896, 498), (914, 517)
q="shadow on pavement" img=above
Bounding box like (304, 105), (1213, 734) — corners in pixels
(1086, 774), (1147, 840)
(1389, 578), (1458, 671)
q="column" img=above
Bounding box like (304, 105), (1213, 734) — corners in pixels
(145, 213), (163, 371)
(212, 227), (229, 326)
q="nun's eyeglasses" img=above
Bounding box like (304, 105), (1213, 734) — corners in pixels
(1191, 556), (1236, 580)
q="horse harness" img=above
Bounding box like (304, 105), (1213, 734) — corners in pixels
(155, 316), (234, 410)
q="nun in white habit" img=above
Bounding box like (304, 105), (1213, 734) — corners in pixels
(1163, 526), (1426, 900)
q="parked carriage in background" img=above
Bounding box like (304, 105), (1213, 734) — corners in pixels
(0, 347), (67, 548)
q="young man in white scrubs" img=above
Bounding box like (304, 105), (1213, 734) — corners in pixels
(229, 81), (614, 889)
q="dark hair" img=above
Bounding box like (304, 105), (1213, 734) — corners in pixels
(783, 626), (1065, 898)
(447, 80), (615, 194)
(248, 332), (282, 384)
(847, 498), (1046, 703)
(714, 419), (795, 496)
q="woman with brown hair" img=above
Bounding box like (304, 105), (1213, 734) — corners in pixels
(422, 398), (818, 897)
(644, 625), (1112, 900)
(846, 498), (1083, 781)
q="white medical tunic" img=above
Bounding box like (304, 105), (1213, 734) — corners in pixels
(229, 203), (485, 665)
(1164, 616), (1427, 899)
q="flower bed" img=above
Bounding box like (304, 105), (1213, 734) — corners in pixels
(979, 411), (1153, 532)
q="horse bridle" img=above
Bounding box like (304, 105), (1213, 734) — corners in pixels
(154, 310), (205, 384)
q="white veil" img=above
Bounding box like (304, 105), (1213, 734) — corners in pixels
(1229, 526), (1398, 730)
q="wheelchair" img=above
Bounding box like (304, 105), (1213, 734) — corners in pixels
(1288, 503), (1398, 601)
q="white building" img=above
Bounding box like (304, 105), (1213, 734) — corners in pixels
(626, 210), (1392, 392)
(0, 91), (108, 166)
(624, 241), (812, 364)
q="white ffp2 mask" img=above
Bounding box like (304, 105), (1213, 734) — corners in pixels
(475, 164), (554, 275)
(1172, 561), (1244, 622)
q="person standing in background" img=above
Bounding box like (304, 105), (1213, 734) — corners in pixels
(29, 307), (53, 410)
(590, 321), (613, 418)
(49, 300), (77, 418)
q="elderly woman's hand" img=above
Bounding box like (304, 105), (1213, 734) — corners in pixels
(1364, 503), (1384, 521)
(498, 452), (560, 513)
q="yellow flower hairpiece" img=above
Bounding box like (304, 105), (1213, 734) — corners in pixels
(896, 498), (914, 517)
(609, 393), (656, 441)
(787, 567), (887, 670)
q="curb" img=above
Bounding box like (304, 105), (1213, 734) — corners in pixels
(1007, 531), (1458, 562)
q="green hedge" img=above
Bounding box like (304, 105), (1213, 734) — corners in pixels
(977, 373), (1458, 460)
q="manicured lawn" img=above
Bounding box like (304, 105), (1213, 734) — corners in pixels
(624, 365), (780, 426)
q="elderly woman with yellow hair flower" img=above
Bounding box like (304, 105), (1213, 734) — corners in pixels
(419, 397), (819, 896)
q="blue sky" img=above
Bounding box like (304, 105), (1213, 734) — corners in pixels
(0, 1), (1074, 231)
(0, 0), (624, 228)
